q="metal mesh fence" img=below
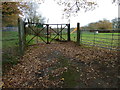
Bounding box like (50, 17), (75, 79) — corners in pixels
(80, 30), (120, 51)
(2, 27), (20, 72)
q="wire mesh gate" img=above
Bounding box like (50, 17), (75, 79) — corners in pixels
(24, 23), (70, 45)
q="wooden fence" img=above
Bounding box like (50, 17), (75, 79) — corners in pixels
(18, 18), (72, 55)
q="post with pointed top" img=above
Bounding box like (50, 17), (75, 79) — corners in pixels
(77, 23), (80, 45)
(67, 24), (70, 41)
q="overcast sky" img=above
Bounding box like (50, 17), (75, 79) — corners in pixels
(37, 0), (118, 27)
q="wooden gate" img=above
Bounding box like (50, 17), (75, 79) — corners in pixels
(18, 18), (71, 54)
(24, 22), (70, 45)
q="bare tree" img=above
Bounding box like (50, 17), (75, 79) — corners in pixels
(22, 2), (45, 23)
(112, 0), (120, 5)
(54, 0), (98, 19)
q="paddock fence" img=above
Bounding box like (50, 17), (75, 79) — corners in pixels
(73, 26), (120, 51)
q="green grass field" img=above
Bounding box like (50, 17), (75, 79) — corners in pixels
(70, 32), (119, 49)
(2, 31), (20, 72)
(2, 31), (19, 49)
(2, 31), (119, 73)
(2, 31), (119, 50)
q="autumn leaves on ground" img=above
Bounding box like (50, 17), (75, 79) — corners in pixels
(3, 42), (118, 88)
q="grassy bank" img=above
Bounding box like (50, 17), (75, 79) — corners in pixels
(2, 31), (19, 73)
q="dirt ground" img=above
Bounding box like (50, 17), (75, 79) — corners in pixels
(2, 42), (119, 88)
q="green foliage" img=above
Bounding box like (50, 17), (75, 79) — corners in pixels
(82, 19), (113, 30)
(97, 20), (112, 29)
(112, 18), (120, 29)
(2, 2), (28, 27)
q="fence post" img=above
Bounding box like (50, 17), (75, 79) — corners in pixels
(60, 25), (62, 40)
(46, 24), (49, 44)
(77, 23), (80, 45)
(23, 21), (26, 51)
(18, 18), (22, 56)
(67, 24), (71, 41)
(24, 22), (26, 45)
(57, 24), (59, 39)
(18, 18), (26, 56)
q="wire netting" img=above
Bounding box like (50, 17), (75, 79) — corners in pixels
(80, 30), (120, 51)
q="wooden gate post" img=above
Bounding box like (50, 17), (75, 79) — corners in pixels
(46, 24), (49, 44)
(18, 18), (26, 56)
(67, 24), (71, 41)
(23, 21), (26, 51)
(77, 23), (80, 45)
(18, 18), (23, 56)
(60, 25), (62, 40)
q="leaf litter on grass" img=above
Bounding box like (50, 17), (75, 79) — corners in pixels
(2, 42), (119, 88)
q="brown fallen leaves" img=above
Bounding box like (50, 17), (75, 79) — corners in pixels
(2, 42), (118, 88)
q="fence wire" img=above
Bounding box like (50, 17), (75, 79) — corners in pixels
(2, 27), (20, 72)
(80, 30), (120, 51)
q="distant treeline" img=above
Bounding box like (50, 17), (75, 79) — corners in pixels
(81, 18), (119, 30)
